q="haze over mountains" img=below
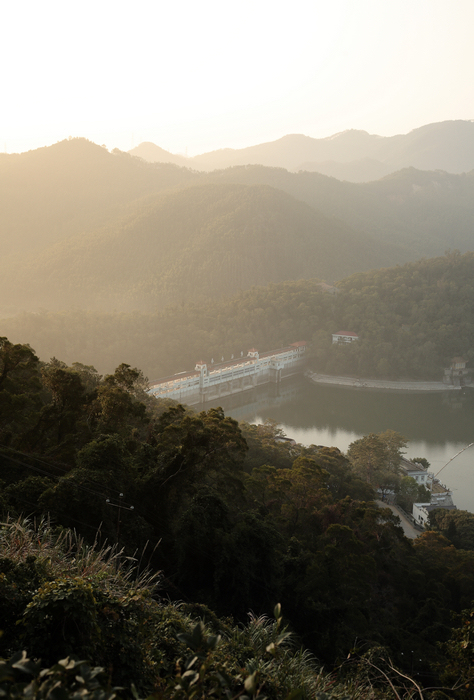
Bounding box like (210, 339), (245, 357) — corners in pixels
(130, 119), (474, 182)
(1, 120), (474, 325)
(2, 180), (394, 314)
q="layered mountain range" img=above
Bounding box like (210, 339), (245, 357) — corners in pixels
(130, 119), (474, 181)
(1, 127), (474, 319)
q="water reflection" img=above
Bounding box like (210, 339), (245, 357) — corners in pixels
(204, 376), (474, 513)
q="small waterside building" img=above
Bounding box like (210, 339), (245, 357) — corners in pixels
(412, 476), (457, 526)
(397, 457), (457, 526)
(444, 357), (471, 386)
(399, 458), (430, 486)
(413, 495), (457, 527)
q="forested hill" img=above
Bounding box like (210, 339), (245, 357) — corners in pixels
(0, 181), (401, 315)
(326, 251), (474, 378)
(204, 165), (474, 257)
(2, 252), (474, 381)
(2, 334), (474, 696)
(2, 139), (474, 319)
(3, 139), (474, 317)
(0, 138), (197, 257)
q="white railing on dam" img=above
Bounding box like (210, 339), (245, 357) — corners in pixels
(148, 342), (307, 403)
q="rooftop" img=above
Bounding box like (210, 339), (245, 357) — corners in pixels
(399, 457), (428, 474)
(431, 480), (451, 495)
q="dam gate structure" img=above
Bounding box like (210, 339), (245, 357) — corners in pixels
(148, 342), (307, 406)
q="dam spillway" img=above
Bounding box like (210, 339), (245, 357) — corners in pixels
(148, 342), (307, 406)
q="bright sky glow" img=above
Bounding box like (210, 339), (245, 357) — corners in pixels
(2, 0), (474, 155)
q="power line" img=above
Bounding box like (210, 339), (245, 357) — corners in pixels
(434, 443), (474, 478)
(1, 493), (102, 533)
(0, 450), (134, 508)
(0, 446), (128, 498)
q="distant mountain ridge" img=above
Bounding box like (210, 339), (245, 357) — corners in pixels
(129, 142), (189, 168)
(130, 120), (474, 182)
(2, 137), (474, 317)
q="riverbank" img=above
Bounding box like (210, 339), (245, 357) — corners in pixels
(306, 371), (464, 392)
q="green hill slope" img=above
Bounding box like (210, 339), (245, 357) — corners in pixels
(0, 183), (401, 314)
(204, 165), (474, 256)
(0, 138), (196, 257)
(3, 252), (474, 382)
(3, 138), (474, 321)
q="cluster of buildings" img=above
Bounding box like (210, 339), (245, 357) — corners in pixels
(397, 457), (457, 526)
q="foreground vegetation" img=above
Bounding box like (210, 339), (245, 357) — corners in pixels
(2, 335), (474, 696)
(1, 517), (457, 700)
(0, 517), (328, 698)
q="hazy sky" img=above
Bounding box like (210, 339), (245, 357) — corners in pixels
(3, 0), (473, 155)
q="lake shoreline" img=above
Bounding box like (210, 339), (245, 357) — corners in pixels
(306, 370), (465, 392)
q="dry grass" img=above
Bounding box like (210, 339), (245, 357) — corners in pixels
(0, 515), (161, 595)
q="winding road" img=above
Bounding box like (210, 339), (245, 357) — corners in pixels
(377, 500), (420, 539)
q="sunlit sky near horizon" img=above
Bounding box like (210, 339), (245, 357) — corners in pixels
(2, 0), (474, 156)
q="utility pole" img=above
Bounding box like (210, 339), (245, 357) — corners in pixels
(106, 493), (134, 545)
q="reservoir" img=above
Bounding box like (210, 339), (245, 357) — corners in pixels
(204, 376), (474, 513)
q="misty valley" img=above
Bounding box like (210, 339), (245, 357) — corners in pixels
(2, 125), (474, 698)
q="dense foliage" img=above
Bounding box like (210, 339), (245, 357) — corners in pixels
(2, 335), (474, 697)
(3, 520), (454, 700)
(207, 165), (474, 258)
(0, 180), (394, 315)
(0, 520), (337, 699)
(428, 508), (474, 551)
(3, 252), (474, 381)
(329, 251), (474, 378)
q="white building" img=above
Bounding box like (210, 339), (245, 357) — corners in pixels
(413, 495), (457, 527)
(399, 458), (431, 487)
(443, 356), (471, 386)
(398, 457), (457, 526)
(411, 471), (457, 526)
(332, 331), (359, 344)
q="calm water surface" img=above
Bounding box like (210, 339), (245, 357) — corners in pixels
(205, 377), (474, 513)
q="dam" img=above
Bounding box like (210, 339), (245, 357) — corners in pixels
(148, 342), (307, 406)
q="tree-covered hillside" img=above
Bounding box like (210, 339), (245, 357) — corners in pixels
(0, 279), (333, 378)
(327, 251), (474, 378)
(205, 165), (474, 257)
(3, 138), (474, 317)
(2, 253), (474, 381)
(2, 335), (474, 697)
(0, 181), (398, 314)
(0, 138), (196, 257)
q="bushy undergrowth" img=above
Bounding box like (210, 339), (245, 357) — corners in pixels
(0, 517), (435, 700)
